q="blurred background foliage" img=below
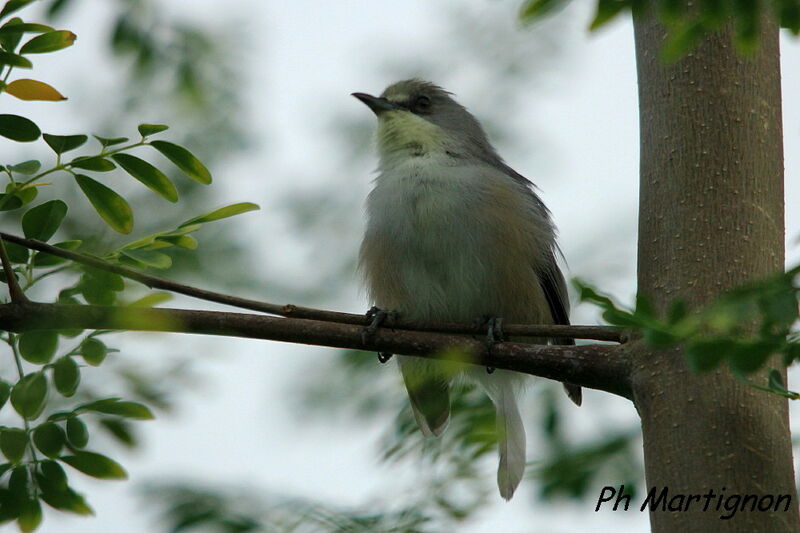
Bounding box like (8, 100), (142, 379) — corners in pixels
(17, 0), (791, 531)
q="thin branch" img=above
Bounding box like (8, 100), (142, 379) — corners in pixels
(0, 302), (632, 399)
(0, 232), (625, 342)
(0, 237), (29, 303)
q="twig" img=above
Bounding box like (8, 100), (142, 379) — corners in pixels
(0, 237), (29, 303)
(0, 302), (632, 399)
(0, 231), (625, 342)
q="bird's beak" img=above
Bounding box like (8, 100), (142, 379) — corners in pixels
(351, 92), (399, 115)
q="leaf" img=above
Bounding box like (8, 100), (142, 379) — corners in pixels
(519, 0), (568, 22)
(137, 123), (168, 137)
(10, 372), (48, 419)
(32, 422), (64, 457)
(111, 153), (177, 202)
(19, 29), (76, 54)
(65, 417), (88, 448)
(768, 369), (788, 393)
(99, 418), (135, 447)
(43, 133), (87, 154)
(589, 0), (631, 30)
(0, 1), (35, 20)
(4, 240), (28, 262)
(32, 239), (81, 267)
(92, 134), (128, 147)
(5, 78), (66, 100)
(150, 140), (212, 184)
(156, 234), (197, 250)
(22, 199), (68, 241)
(0, 16), (24, 50)
(18, 498), (42, 532)
(8, 159), (40, 174)
(53, 356), (80, 397)
(0, 379), (9, 409)
(18, 331), (58, 364)
(61, 451), (127, 479)
(0, 113), (40, 141)
(74, 174), (133, 234)
(0, 49), (30, 67)
(127, 292), (172, 307)
(120, 249), (172, 269)
(0, 22), (52, 35)
(79, 338), (106, 366)
(83, 400), (154, 420)
(38, 483), (92, 515)
(179, 202), (260, 227)
(728, 341), (776, 374)
(68, 155), (115, 171)
(685, 339), (729, 372)
(0, 428), (27, 463)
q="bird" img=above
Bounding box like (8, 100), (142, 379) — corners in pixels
(353, 79), (579, 500)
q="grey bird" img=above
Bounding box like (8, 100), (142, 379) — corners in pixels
(354, 79), (579, 500)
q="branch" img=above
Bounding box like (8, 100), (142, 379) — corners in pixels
(0, 232), (625, 342)
(0, 302), (632, 399)
(0, 237), (29, 303)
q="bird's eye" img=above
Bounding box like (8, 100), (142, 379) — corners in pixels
(412, 95), (432, 113)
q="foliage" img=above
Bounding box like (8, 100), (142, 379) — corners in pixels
(0, 2), (258, 531)
(575, 266), (800, 398)
(520, 0), (800, 60)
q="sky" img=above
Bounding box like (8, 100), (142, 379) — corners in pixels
(3, 1), (800, 532)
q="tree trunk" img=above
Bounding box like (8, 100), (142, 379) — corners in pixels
(632, 10), (799, 533)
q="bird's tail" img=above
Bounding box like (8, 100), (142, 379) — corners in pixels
(398, 356), (450, 437)
(476, 369), (526, 500)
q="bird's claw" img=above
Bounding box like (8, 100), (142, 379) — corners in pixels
(362, 307), (397, 364)
(482, 316), (504, 374)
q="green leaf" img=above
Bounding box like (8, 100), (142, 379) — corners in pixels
(0, 183), (36, 211)
(3, 240), (28, 262)
(150, 140), (212, 184)
(84, 400), (154, 420)
(10, 372), (48, 419)
(0, 22), (52, 35)
(53, 356), (80, 397)
(179, 202), (260, 227)
(685, 339), (729, 372)
(32, 239), (81, 267)
(68, 155), (116, 172)
(0, 16), (24, 50)
(21, 199), (68, 241)
(18, 331), (58, 364)
(18, 498), (42, 533)
(61, 451), (127, 480)
(768, 369), (788, 392)
(19, 29), (76, 54)
(79, 338), (106, 366)
(74, 174), (133, 234)
(0, 379), (10, 409)
(111, 153), (178, 202)
(65, 417), (88, 448)
(0, 113), (40, 142)
(32, 422), (64, 458)
(728, 341), (776, 374)
(0, 49), (30, 67)
(42, 133), (87, 154)
(589, 0), (631, 30)
(661, 20), (706, 62)
(36, 462), (93, 515)
(99, 418), (135, 447)
(0, 428), (27, 463)
(0, 1), (36, 20)
(137, 123), (168, 137)
(8, 159), (40, 174)
(120, 249), (172, 269)
(156, 234), (197, 250)
(92, 134), (128, 147)
(779, 0), (800, 34)
(126, 292), (172, 307)
(519, 0), (567, 22)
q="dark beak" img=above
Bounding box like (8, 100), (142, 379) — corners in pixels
(351, 92), (399, 115)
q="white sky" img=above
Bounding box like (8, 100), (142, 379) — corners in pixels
(3, 1), (799, 532)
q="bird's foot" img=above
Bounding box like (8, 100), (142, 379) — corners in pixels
(363, 306), (397, 363)
(477, 315), (504, 374)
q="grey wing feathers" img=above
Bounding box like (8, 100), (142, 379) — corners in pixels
(538, 252), (583, 407)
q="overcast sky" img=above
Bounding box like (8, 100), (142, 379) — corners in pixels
(4, 1), (799, 532)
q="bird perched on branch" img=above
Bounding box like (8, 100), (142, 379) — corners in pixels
(354, 79), (579, 500)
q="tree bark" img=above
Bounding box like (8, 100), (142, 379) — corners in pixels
(633, 10), (798, 533)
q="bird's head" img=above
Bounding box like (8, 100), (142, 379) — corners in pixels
(352, 79), (497, 164)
